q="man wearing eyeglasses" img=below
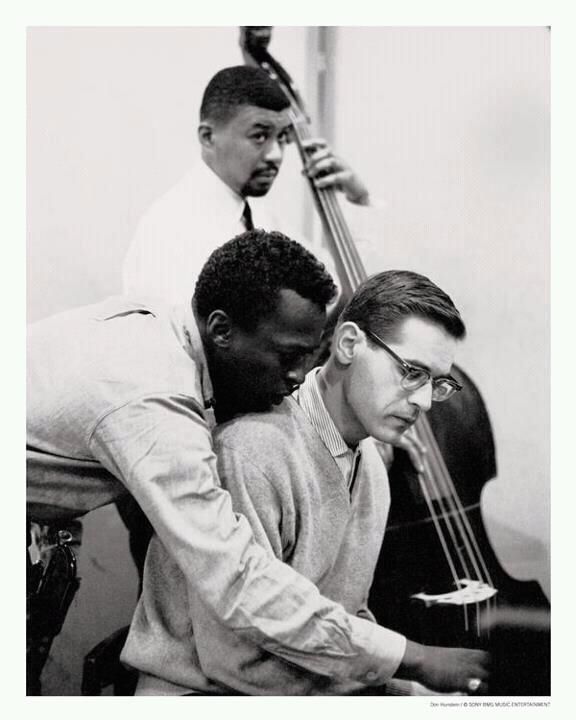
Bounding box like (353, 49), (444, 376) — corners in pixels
(123, 269), (489, 696)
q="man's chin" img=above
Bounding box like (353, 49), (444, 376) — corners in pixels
(243, 187), (271, 198)
(243, 177), (277, 197)
(372, 425), (406, 446)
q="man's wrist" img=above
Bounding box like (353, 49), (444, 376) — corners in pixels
(396, 639), (426, 683)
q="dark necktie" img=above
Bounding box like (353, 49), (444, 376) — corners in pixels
(242, 201), (254, 231)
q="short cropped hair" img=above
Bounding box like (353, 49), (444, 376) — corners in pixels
(340, 270), (466, 342)
(194, 230), (337, 330)
(200, 66), (290, 125)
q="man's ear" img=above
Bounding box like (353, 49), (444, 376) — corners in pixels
(198, 121), (214, 149)
(333, 322), (364, 366)
(205, 309), (233, 348)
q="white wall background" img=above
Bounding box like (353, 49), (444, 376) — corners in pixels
(27, 26), (549, 694)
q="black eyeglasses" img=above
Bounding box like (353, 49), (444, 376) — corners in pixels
(364, 328), (462, 403)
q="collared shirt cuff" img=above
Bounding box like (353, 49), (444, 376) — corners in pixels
(347, 614), (407, 686)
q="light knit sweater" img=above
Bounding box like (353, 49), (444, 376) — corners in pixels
(135, 397), (392, 695)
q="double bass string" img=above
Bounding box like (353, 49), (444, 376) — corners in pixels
(290, 115), (365, 292)
(416, 417), (497, 635)
(418, 418), (483, 585)
(418, 417), (495, 590)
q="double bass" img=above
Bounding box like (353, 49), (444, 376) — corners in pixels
(240, 26), (550, 696)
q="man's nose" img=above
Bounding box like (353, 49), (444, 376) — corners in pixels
(264, 138), (283, 164)
(285, 365), (306, 388)
(407, 382), (433, 413)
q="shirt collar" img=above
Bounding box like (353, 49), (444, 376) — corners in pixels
(295, 367), (352, 460)
(169, 303), (214, 410)
(194, 159), (247, 225)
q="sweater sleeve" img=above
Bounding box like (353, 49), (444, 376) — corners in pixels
(215, 440), (288, 561)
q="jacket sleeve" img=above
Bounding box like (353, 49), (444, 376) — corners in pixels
(88, 393), (406, 685)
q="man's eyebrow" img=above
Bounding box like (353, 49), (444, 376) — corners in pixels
(404, 358), (431, 373)
(405, 358), (456, 379)
(249, 121), (292, 132)
(249, 121), (273, 130)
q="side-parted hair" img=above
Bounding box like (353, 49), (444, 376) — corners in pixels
(194, 230), (337, 331)
(340, 270), (466, 341)
(200, 66), (290, 126)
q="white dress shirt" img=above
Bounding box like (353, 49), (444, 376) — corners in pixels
(122, 161), (338, 307)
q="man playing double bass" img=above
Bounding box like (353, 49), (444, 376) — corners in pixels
(123, 64), (370, 306)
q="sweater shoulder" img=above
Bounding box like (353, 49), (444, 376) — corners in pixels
(215, 399), (305, 454)
(214, 399), (335, 476)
